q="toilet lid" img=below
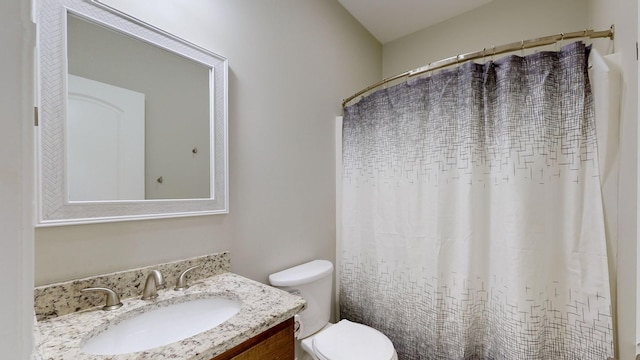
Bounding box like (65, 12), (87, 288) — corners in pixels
(312, 320), (395, 360)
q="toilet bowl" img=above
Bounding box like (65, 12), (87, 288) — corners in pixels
(302, 319), (397, 360)
(269, 260), (398, 360)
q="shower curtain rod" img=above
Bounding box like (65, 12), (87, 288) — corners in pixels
(342, 26), (614, 107)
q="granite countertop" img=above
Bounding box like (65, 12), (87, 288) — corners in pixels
(35, 272), (305, 360)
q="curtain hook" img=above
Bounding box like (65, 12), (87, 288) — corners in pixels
(491, 45), (496, 61)
(583, 29), (590, 45)
(520, 39), (525, 57)
(556, 32), (564, 51)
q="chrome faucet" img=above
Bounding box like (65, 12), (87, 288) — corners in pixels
(141, 269), (165, 300)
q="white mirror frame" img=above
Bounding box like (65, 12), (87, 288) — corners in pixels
(35, 0), (228, 226)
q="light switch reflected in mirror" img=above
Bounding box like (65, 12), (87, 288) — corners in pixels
(35, 0), (228, 225)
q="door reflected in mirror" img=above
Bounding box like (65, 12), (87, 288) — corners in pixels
(67, 14), (211, 201)
(67, 74), (146, 201)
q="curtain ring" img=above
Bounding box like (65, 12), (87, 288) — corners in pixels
(556, 32), (564, 51)
(582, 29), (591, 44)
(583, 29), (590, 45)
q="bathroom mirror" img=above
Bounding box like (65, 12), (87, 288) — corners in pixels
(35, 0), (228, 226)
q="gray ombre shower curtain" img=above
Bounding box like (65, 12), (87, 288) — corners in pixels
(340, 42), (613, 359)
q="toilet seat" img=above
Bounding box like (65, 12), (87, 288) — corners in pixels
(311, 320), (395, 360)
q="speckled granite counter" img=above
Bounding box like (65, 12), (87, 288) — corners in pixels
(34, 253), (305, 360)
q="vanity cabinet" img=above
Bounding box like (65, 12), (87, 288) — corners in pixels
(212, 318), (294, 360)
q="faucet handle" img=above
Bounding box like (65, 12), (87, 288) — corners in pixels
(174, 265), (201, 291)
(81, 287), (123, 311)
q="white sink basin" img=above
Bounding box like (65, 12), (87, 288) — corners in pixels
(81, 297), (241, 355)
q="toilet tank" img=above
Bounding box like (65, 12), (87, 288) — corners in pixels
(269, 260), (333, 339)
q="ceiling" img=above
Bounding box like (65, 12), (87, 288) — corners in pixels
(338, 0), (494, 44)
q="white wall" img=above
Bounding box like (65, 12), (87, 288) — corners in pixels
(383, 0), (589, 77)
(382, 0), (637, 358)
(0, 0), (34, 358)
(34, 0), (381, 285)
(587, 1), (638, 359)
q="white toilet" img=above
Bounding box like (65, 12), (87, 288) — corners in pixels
(269, 260), (398, 360)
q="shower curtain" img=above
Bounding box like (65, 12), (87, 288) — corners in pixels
(340, 42), (613, 359)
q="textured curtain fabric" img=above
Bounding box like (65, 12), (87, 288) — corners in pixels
(340, 42), (613, 360)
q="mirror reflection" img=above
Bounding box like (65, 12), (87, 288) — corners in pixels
(66, 14), (211, 201)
